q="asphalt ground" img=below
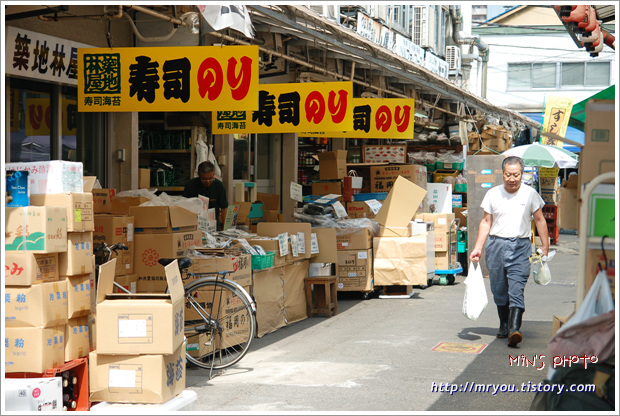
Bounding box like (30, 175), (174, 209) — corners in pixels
(186, 234), (583, 413)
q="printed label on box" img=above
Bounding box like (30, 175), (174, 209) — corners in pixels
(290, 234), (299, 257)
(310, 233), (319, 254)
(297, 232), (306, 254)
(277, 232), (289, 256)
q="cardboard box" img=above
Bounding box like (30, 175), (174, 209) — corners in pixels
(59, 232), (94, 276)
(30, 192), (94, 232)
(312, 227), (339, 264)
(66, 274), (93, 319)
(281, 260), (309, 324)
(346, 201), (378, 219)
(93, 189), (116, 214)
(435, 250), (457, 270)
(373, 235), (427, 286)
(5, 160), (83, 194)
(363, 145), (406, 164)
(5, 280), (68, 328)
(558, 187), (578, 230)
(377, 225), (411, 237)
(94, 215), (135, 276)
(375, 176), (427, 230)
(4, 377), (63, 411)
(5, 206), (68, 253)
(111, 196), (151, 215)
(88, 342), (185, 404)
(578, 99), (615, 198)
(256, 192), (280, 211)
(434, 230), (457, 252)
(187, 251), (253, 287)
(114, 274), (138, 293)
(253, 265), (287, 337)
(423, 213), (456, 233)
(336, 228), (373, 250)
(552, 315), (570, 337)
(318, 150), (348, 180)
(65, 316), (90, 361)
(133, 230), (202, 292)
(369, 164), (426, 193)
(138, 168), (151, 189)
(4, 252), (59, 286)
(5, 326), (65, 374)
(257, 222), (313, 260)
(337, 249), (373, 291)
(453, 207), (467, 227)
(312, 180), (342, 196)
(95, 258), (185, 355)
(130, 205), (197, 233)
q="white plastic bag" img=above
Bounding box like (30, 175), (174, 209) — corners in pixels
(207, 144), (222, 180)
(462, 261), (488, 321)
(532, 249), (556, 286)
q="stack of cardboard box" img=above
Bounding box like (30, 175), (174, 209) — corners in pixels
(419, 213), (457, 270)
(5, 160), (94, 374)
(468, 124), (513, 153)
(89, 259), (186, 404)
(130, 205), (202, 293)
(372, 176), (429, 292)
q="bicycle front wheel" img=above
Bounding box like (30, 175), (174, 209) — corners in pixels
(182, 278), (256, 370)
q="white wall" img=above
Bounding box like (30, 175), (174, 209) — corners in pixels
(482, 33), (616, 112)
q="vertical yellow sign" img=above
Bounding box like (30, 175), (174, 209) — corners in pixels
(541, 96), (574, 147)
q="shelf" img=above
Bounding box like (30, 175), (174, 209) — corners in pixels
(140, 149), (191, 154)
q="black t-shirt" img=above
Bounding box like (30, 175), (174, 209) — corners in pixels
(182, 177), (228, 218)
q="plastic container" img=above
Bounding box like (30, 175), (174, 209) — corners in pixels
(251, 252), (275, 270)
(433, 169), (460, 183)
(435, 161), (464, 171)
(353, 192), (388, 201)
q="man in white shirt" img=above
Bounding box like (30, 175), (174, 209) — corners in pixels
(470, 156), (549, 347)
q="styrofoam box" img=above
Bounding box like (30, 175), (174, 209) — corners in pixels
(4, 377), (63, 411)
(5, 161), (83, 194)
(89, 389), (197, 412)
(308, 263), (334, 277)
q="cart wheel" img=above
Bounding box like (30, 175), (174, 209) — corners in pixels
(447, 275), (456, 285)
(362, 292), (371, 300)
(427, 277), (433, 287)
(439, 275), (448, 286)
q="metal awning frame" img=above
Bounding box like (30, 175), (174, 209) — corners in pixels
(246, 5), (541, 130)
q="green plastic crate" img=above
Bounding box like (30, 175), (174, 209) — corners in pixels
(436, 161), (464, 171)
(454, 183), (467, 193)
(251, 252), (275, 270)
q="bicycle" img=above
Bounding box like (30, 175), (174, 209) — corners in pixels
(158, 256), (257, 372)
(93, 241), (131, 294)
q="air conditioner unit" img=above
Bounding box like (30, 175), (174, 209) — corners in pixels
(309, 5), (340, 22)
(412, 5), (438, 51)
(446, 46), (462, 70)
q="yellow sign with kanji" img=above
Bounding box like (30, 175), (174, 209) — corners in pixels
(431, 342), (488, 354)
(78, 45), (259, 112)
(25, 98), (77, 136)
(212, 82), (354, 133)
(541, 96), (574, 147)
(300, 98), (415, 139)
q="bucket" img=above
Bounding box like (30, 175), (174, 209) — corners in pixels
(6, 171), (30, 207)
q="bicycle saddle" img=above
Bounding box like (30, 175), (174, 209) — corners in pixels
(158, 257), (193, 270)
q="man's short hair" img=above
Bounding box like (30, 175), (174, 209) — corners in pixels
(502, 156), (525, 172)
(198, 161), (215, 175)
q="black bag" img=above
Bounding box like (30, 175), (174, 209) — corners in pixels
(529, 362), (615, 411)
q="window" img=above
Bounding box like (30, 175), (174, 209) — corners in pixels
(7, 77), (106, 179)
(508, 61), (611, 90)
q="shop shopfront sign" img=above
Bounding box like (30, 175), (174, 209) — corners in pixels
(540, 96), (574, 147)
(77, 45), (259, 112)
(5, 26), (93, 86)
(213, 81), (354, 133)
(300, 98), (415, 139)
